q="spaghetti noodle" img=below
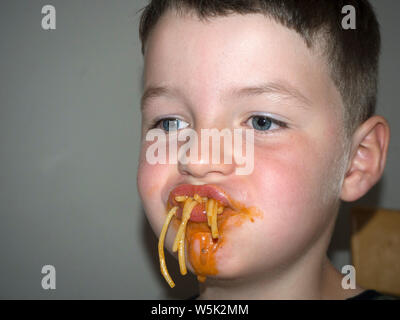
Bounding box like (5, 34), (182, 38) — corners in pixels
(158, 206), (178, 288)
(158, 194), (225, 288)
(176, 198), (198, 275)
(206, 198), (214, 228)
(211, 201), (219, 238)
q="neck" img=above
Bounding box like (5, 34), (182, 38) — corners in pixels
(197, 215), (364, 300)
(198, 250), (326, 300)
(198, 255), (364, 300)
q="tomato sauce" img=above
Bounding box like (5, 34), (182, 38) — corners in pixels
(170, 198), (262, 282)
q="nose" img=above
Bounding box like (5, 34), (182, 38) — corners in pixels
(178, 154), (236, 178)
(177, 128), (236, 178)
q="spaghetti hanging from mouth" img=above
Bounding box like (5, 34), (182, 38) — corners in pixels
(158, 194), (224, 288)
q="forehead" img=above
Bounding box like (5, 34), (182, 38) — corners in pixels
(143, 10), (341, 114)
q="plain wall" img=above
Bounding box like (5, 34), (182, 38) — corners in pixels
(0, 0), (398, 299)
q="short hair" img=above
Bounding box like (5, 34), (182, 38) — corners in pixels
(138, 0), (381, 137)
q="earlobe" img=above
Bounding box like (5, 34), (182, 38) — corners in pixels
(340, 116), (390, 202)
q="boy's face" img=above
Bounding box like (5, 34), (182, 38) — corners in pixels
(138, 11), (348, 280)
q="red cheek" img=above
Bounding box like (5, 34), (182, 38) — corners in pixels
(249, 144), (316, 210)
(138, 159), (175, 202)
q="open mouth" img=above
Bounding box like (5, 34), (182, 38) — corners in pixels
(167, 184), (235, 223)
(158, 183), (259, 288)
(158, 184), (239, 288)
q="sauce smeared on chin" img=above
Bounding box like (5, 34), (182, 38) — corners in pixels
(172, 203), (262, 282)
(187, 229), (217, 282)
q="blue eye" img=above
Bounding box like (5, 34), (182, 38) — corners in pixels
(251, 116), (272, 131)
(155, 118), (189, 132)
(247, 115), (286, 132)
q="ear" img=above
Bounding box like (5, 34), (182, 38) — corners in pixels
(340, 115), (390, 202)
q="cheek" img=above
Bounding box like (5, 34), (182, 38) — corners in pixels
(137, 161), (162, 199)
(137, 138), (171, 198)
(255, 130), (342, 213)
(214, 135), (340, 277)
(251, 138), (326, 220)
(137, 146), (172, 232)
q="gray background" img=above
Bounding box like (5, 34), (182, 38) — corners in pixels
(0, 0), (398, 299)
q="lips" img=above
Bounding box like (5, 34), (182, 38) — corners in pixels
(168, 184), (233, 222)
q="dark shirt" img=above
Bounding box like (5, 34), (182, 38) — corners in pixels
(346, 289), (398, 300)
(187, 290), (399, 300)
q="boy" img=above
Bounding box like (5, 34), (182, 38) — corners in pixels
(137, 0), (392, 299)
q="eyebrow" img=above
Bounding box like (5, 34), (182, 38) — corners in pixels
(141, 86), (177, 111)
(229, 81), (311, 107)
(141, 80), (311, 111)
